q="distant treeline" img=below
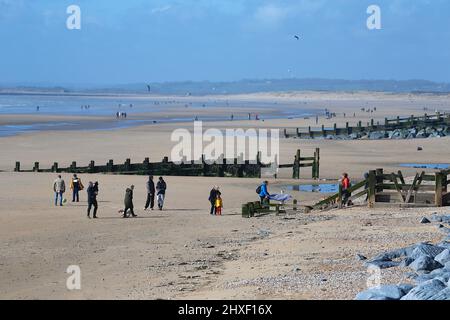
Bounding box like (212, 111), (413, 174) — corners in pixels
(2, 78), (450, 96)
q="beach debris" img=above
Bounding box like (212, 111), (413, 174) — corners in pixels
(417, 146), (423, 151)
(257, 229), (272, 238)
(356, 254), (367, 261)
(420, 217), (431, 224)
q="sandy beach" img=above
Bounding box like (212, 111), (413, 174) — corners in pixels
(1, 92), (450, 299)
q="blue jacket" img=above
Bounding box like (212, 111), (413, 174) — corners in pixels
(259, 184), (270, 197)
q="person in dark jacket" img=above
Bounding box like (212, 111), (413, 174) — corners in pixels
(86, 181), (98, 219)
(208, 186), (221, 215)
(144, 176), (155, 211)
(123, 185), (137, 218)
(156, 177), (167, 210)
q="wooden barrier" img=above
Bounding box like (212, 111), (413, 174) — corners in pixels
(283, 112), (450, 139)
(312, 167), (450, 211)
(14, 149), (320, 180)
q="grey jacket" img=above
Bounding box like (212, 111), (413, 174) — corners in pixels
(53, 178), (65, 193)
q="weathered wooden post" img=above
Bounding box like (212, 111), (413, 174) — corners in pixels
(321, 124), (326, 137)
(107, 159), (114, 172)
(358, 121), (362, 130)
(14, 161), (20, 172)
(375, 168), (384, 193)
(396, 116), (400, 125)
(333, 123), (337, 135)
(88, 161), (95, 173)
(52, 162), (59, 172)
(384, 117), (389, 126)
(143, 157), (150, 172)
(338, 184), (343, 209)
(313, 148), (320, 179)
(368, 170), (377, 208)
(293, 149), (300, 179)
(293, 199), (297, 211)
(124, 158), (131, 171)
(33, 162), (40, 172)
(162, 156), (169, 163)
(435, 173), (443, 207)
(296, 128), (300, 137)
(346, 122), (350, 135)
(284, 128), (287, 138)
(370, 119), (374, 128)
(308, 126), (313, 138)
(70, 161), (76, 172)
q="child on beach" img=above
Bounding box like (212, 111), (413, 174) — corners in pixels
(215, 194), (223, 216)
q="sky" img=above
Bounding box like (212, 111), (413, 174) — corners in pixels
(0, 0), (450, 85)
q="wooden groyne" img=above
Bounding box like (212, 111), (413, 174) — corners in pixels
(14, 149), (320, 179)
(313, 168), (450, 210)
(283, 112), (450, 139)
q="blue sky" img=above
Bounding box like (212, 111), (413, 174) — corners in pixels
(1, 0), (450, 85)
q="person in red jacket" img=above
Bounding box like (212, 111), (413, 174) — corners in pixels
(341, 173), (351, 206)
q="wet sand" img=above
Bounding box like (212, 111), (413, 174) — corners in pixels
(0, 91), (449, 299)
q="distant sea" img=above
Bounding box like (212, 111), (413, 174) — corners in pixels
(0, 93), (317, 137)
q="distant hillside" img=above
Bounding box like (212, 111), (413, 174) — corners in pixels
(2, 78), (450, 95)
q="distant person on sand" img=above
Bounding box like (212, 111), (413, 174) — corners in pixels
(257, 181), (271, 206)
(208, 186), (221, 215)
(70, 174), (84, 202)
(215, 193), (223, 216)
(341, 173), (352, 206)
(53, 175), (65, 206)
(144, 175), (155, 211)
(156, 177), (167, 210)
(86, 181), (98, 219)
(122, 185), (137, 218)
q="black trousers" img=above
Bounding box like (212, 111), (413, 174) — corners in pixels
(87, 199), (98, 217)
(145, 193), (155, 209)
(210, 201), (216, 215)
(342, 190), (351, 205)
(124, 205), (135, 217)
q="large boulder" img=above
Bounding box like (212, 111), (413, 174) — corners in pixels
(401, 279), (447, 300)
(356, 285), (409, 300)
(372, 245), (416, 261)
(369, 132), (385, 140)
(409, 243), (445, 260)
(435, 249), (450, 265)
(365, 260), (401, 270)
(428, 287), (450, 300)
(410, 255), (443, 272)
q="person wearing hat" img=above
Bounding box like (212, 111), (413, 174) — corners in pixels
(208, 186), (221, 215)
(123, 185), (137, 218)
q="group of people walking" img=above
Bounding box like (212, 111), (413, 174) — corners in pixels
(52, 174), (168, 219)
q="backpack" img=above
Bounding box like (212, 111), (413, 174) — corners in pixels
(256, 185), (262, 194)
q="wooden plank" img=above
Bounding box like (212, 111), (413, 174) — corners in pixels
(392, 175), (406, 202)
(404, 173), (420, 204)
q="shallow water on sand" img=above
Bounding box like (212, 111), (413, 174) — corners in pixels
(0, 93), (318, 137)
(283, 183), (339, 193)
(399, 163), (450, 170)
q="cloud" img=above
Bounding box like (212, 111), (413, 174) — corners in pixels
(151, 5), (172, 14)
(253, 4), (289, 27)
